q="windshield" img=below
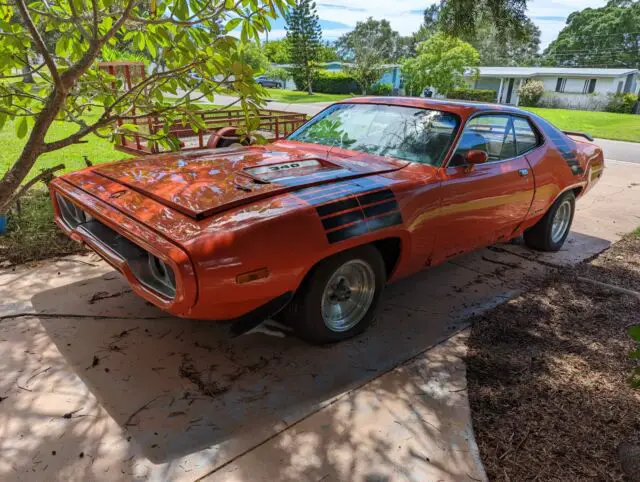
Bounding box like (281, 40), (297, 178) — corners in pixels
(288, 103), (460, 166)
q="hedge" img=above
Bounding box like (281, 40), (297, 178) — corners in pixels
(313, 71), (359, 95)
(605, 93), (638, 114)
(293, 70), (359, 95)
(447, 88), (497, 103)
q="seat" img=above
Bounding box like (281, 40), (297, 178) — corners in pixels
(206, 127), (243, 149)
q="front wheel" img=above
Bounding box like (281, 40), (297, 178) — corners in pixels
(283, 245), (386, 344)
(524, 191), (575, 252)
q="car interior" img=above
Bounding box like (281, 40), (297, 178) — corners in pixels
(449, 115), (540, 167)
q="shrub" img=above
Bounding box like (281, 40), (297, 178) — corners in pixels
(447, 88), (496, 103)
(292, 70), (358, 94)
(537, 92), (609, 111)
(368, 82), (393, 96)
(518, 80), (545, 107)
(605, 93), (638, 114)
(312, 70), (359, 94)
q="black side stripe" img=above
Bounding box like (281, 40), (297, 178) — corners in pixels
(321, 210), (364, 230)
(326, 212), (403, 244)
(316, 197), (359, 217)
(535, 117), (585, 175)
(366, 212), (402, 232)
(327, 221), (369, 244)
(297, 177), (388, 205)
(315, 188), (403, 244)
(358, 189), (395, 205)
(363, 199), (398, 218)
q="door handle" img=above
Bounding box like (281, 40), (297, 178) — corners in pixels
(518, 168), (529, 176)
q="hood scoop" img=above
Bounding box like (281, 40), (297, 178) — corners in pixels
(242, 158), (350, 186)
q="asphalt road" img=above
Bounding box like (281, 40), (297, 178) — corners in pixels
(594, 138), (640, 164)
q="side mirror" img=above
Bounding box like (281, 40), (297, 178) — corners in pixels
(465, 149), (488, 164)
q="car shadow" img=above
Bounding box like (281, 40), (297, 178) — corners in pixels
(28, 233), (607, 470)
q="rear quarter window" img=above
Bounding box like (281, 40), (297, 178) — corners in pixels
(513, 117), (541, 155)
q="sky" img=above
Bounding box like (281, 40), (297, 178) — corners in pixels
(262, 0), (608, 50)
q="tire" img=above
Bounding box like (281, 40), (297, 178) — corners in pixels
(282, 245), (386, 344)
(524, 191), (575, 252)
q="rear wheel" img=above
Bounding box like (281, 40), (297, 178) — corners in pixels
(283, 245), (386, 344)
(524, 191), (575, 252)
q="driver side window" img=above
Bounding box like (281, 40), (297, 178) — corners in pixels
(450, 115), (516, 166)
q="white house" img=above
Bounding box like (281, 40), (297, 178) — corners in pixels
(464, 67), (639, 110)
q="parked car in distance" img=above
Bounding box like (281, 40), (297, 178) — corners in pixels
(51, 97), (604, 344)
(255, 75), (283, 88)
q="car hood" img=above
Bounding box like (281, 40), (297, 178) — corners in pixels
(92, 142), (407, 220)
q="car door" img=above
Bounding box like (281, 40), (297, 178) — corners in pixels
(432, 113), (536, 264)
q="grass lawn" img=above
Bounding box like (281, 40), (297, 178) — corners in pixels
(0, 113), (131, 181)
(0, 113), (130, 264)
(263, 88), (354, 104)
(523, 107), (640, 143)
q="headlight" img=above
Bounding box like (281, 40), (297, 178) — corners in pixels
(146, 254), (176, 299)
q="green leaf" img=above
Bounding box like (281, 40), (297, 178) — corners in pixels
(629, 325), (640, 342)
(147, 40), (157, 59)
(225, 18), (242, 33)
(119, 123), (140, 132)
(15, 116), (28, 139)
(174, 0), (188, 21)
(55, 36), (69, 58)
(135, 32), (145, 51)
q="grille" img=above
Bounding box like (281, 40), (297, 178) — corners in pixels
(56, 193), (176, 299)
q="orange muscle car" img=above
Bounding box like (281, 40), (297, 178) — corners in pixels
(51, 98), (604, 343)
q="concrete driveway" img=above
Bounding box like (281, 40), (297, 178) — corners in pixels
(1, 160), (639, 481)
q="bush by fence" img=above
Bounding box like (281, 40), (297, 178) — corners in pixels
(605, 93), (638, 114)
(369, 82), (393, 96)
(447, 88), (496, 103)
(537, 92), (609, 111)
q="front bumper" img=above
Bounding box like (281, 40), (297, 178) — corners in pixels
(50, 178), (197, 316)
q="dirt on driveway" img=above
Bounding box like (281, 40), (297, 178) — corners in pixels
(466, 234), (640, 480)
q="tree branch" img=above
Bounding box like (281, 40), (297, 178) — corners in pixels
(67, 0), (92, 40)
(41, 115), (115, 152)
(6, 164), (65, 208)
(13, 0), (62, 89)
(61, 0), (141, 87)
(0, 63), (46, 80)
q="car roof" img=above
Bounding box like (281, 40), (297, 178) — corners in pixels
(336, 96), (528, 119)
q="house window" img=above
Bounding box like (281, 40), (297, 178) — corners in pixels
(555, 78), (567, 93)
(583, 78), (597, 94)
(617, 81), (624, 94)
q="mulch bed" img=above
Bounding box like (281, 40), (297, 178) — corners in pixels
(466, 235), (640, 481)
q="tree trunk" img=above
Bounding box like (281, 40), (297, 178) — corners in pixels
(307, 70), (313, 95)
(0, 88), (67, 213)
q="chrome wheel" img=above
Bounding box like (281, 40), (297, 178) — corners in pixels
(551, 199), (572, 243)
(321, 259), (376, 332)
